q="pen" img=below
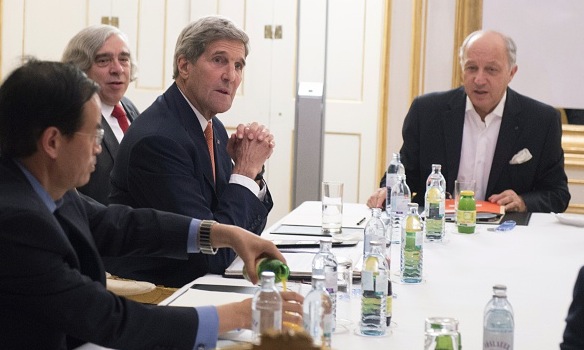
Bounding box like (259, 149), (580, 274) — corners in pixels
(356, 217), (366, 226)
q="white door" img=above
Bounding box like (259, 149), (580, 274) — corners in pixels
(322, 0), (385, 205)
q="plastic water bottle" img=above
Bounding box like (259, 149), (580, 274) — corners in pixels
(390, 174), (411, 244)
(385, 152), (405, 213)
(426, 164), (446, 192)
(303, 275), (333, 348)
(363, 207), (386, 256)
(400, 203), (423, 283)
(312, 240), (338, 330)
(360, 241), (388, 336)
(483, 285), (514, 350)
(252, 271), (282, 342)
(425, 177), (445, 242)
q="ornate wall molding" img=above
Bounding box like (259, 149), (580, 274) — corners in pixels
(451, 0), (482, 88)
(376, 0), (392, 181)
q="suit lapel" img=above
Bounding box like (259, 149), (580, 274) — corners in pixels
(441, 88), (466, 191)
(120, 97), (138, 122)
(166, 84), (216, 188)
(100, 117), (119, 160)
(486, 89), (523, 196)
(54, 193), (105, 284)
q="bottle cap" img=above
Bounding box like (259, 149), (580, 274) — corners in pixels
(460, 190), (475, 196)
(493, 284), (508, 297)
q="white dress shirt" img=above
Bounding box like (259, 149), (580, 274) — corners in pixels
(457, 92), (507, 200)
(102, 104), (125, 143)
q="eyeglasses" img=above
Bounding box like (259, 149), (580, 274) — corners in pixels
(75, 128), (105, 146)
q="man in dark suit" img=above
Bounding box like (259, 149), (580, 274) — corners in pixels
(62, 25), (139, 205)
(0, 59), (302, 350)
(561, 266), (584, 349)
(109, 16), (275, 287)
(367, 30), (570, 213)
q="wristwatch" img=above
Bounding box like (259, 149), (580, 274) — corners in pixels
(254, 165), (265, 181)
(199, 220), (218, 255)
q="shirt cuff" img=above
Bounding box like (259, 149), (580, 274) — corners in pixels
(229, 174), (260, 197)
(192, 306), (218, 350)
(187, 219), (202, 254)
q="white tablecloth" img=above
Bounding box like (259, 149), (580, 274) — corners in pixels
(164, 201), (584, 349)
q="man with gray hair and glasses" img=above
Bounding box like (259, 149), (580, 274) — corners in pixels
(62, 24), (139, 205)
(110, 16), (275, 287)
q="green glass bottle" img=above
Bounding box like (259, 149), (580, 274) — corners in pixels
(457, 190), (476, 234)
(243, 258), (290, 283)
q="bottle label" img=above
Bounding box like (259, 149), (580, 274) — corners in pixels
(386, 173), (399, 188)
(385, 295), (393, 315)
(375, 273), (388, 293)
(325, 271), (338, 292)
(361, 270), (374, 291)
(483, 332), (513, 350)
(391, 196), (409, 215)
(457, 210), (476, 226)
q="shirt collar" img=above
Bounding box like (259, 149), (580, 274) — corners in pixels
(176, 85), (211, 131)
(101, 103), (115, 118)
(465, 90), (507, 118)
(14, 160), (63, 213)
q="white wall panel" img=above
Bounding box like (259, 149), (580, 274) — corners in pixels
(326, 0), (365, 101)
(135, 0), (166, 89)
(23, 0), (86, 61)
(323, 133), (360, 202)
(483, 0), (584, 109)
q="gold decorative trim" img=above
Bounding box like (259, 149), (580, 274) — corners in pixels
(566, 204), (584, 215)
(376, 0), (392, 185)
(409, 0), (427, 102)
(563, 124), (584, 168)
(451, 0), (482, 88)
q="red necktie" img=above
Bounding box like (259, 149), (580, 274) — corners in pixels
(204, 121), (215, 181)
(112, 104), (129, 133)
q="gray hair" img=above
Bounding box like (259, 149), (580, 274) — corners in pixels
(459, 30), (517, 70)
(62, 24), (137, 81)
(172, 15), (249, 79)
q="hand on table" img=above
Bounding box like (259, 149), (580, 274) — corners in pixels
(366, 187), (387, 209)
(488, 190), (527, 212)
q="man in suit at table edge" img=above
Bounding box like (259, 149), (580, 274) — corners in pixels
(367, 30), (570, 213)
(0, 59), (303, 350)
(62, 24), (139, 205)
(109, 15), (275, 287)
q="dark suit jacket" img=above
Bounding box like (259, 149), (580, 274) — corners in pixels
(0, 157), (200, 350)
(109, 82), (273, 287)
(561, 266), (584, 349)
(381, 87), (570, 213)
(77, 97), (139, 205)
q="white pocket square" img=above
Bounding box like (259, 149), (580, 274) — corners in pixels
(509, 148), (532, 165)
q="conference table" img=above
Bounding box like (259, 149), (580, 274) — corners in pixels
(162, 201), (584, 349)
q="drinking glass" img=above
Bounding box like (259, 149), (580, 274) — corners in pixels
(424, 317), (460, 350)
(322, 181), (344, 234)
